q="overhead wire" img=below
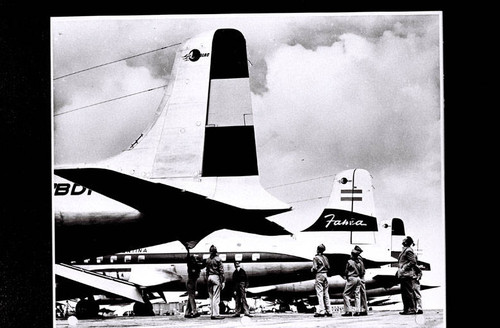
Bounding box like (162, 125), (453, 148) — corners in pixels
(53, 42), (181, 117)
(53, 42), (181, 80)
(54, 84), (168, 117)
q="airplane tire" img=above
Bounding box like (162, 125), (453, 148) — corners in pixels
(75, 299), (99, 319)
(133, 301), (155, 316)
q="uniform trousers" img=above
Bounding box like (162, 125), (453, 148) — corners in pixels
(343, 276), (361, 313)
(208, 275), (222, 316)
(315, 273), (331, 314)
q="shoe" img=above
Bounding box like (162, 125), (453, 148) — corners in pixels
(184, 314), (194, 318)
(359, 311), (368, 316)
(193, 312), (200, 317)
(341, 312), (352, 317)
(399, 311), (416, 315)
(416, 310), (423, 314)
(325, 312), (333, 317)
(314, 313), (325, 317)
(211, 316), (225, 320)
(353, 312), (361, 316)
(232, 314), (241, 317)
(244, 313), (253, 317)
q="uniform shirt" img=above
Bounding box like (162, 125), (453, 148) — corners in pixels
(312, 254), (330, 274)
(232, 268), (249, 288)
(397, 246), (417, 278)
(345, 257), (362, 278)
(358, 256), (366, 279)
(206, 254), (224, 281)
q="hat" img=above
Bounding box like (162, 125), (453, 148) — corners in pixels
(317, 244), (326, 253)
(404, 236), (415, 246)
(353, 245), (363, 253)
(209, 245), (217, 253)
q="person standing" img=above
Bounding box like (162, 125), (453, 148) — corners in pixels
(232, 261), (252, 317)
(396, 236), (418, 315)
(206, 245), (225, 320)
(353, 245), (368, 316)
(184, 254), (203, 318)
(341, 248), (362, 316)
(311, 244), (332, 317)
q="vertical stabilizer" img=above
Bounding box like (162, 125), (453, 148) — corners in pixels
(302, 169), (377, 244)
(390, 217), (405, 259)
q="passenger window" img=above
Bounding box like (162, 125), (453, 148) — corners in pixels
(220, 254), (226, 261)
(96, 257), (103, 264)
(252, 253), (260, 261)
(235, 254), (243, 261)
(110, 256), (117, 263)
(138, 255), (146, 263)
(203, 254), (210, 259)
(124, 255), (132, 263)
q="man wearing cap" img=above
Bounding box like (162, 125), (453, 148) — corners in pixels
(352, 246), (368, 316)
(232, 261), (252, 317)
(350, 245), (368, 316)
(311, 244), (332, 317)
(206, 245), (225, 320)
(396, 236), (418, 315)
(341, 248), (362, 316)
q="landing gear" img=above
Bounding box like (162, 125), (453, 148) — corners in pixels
(75, 297), (99, 319)
(133, 300), (155, 316)
(219, 301), (228, 314)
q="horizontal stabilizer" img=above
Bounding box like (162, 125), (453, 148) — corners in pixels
(55, 168), (291, 256)
(55, 168), (289, 218)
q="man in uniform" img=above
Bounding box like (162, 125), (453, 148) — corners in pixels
(353, 245), (368, 316)
(396, 236), (418, 315)
(341, 248), (362, 316)
(206, 245), (225, 320)
(311, 244), (332, 317)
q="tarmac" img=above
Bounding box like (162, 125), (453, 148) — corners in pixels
(55, 309), (445, 328)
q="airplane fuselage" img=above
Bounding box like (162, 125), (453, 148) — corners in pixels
(67, 251), (314, 300)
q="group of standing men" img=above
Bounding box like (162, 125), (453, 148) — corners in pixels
(311, 243), (368, 317)
(184, 238), (423, 319)
(313, 236), (423, 318)
(184, 245), (252, 320)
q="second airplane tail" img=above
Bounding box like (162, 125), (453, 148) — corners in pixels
(302, 169), (377, 244)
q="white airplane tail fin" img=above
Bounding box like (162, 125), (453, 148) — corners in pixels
(302, 169), (377, 244)
(81, 29), (257, 179)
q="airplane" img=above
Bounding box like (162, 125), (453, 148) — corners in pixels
(56, 169), (435, 317)
(54, 28), (294, 315)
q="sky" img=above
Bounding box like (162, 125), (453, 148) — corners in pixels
(51, 12), (444, 309)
